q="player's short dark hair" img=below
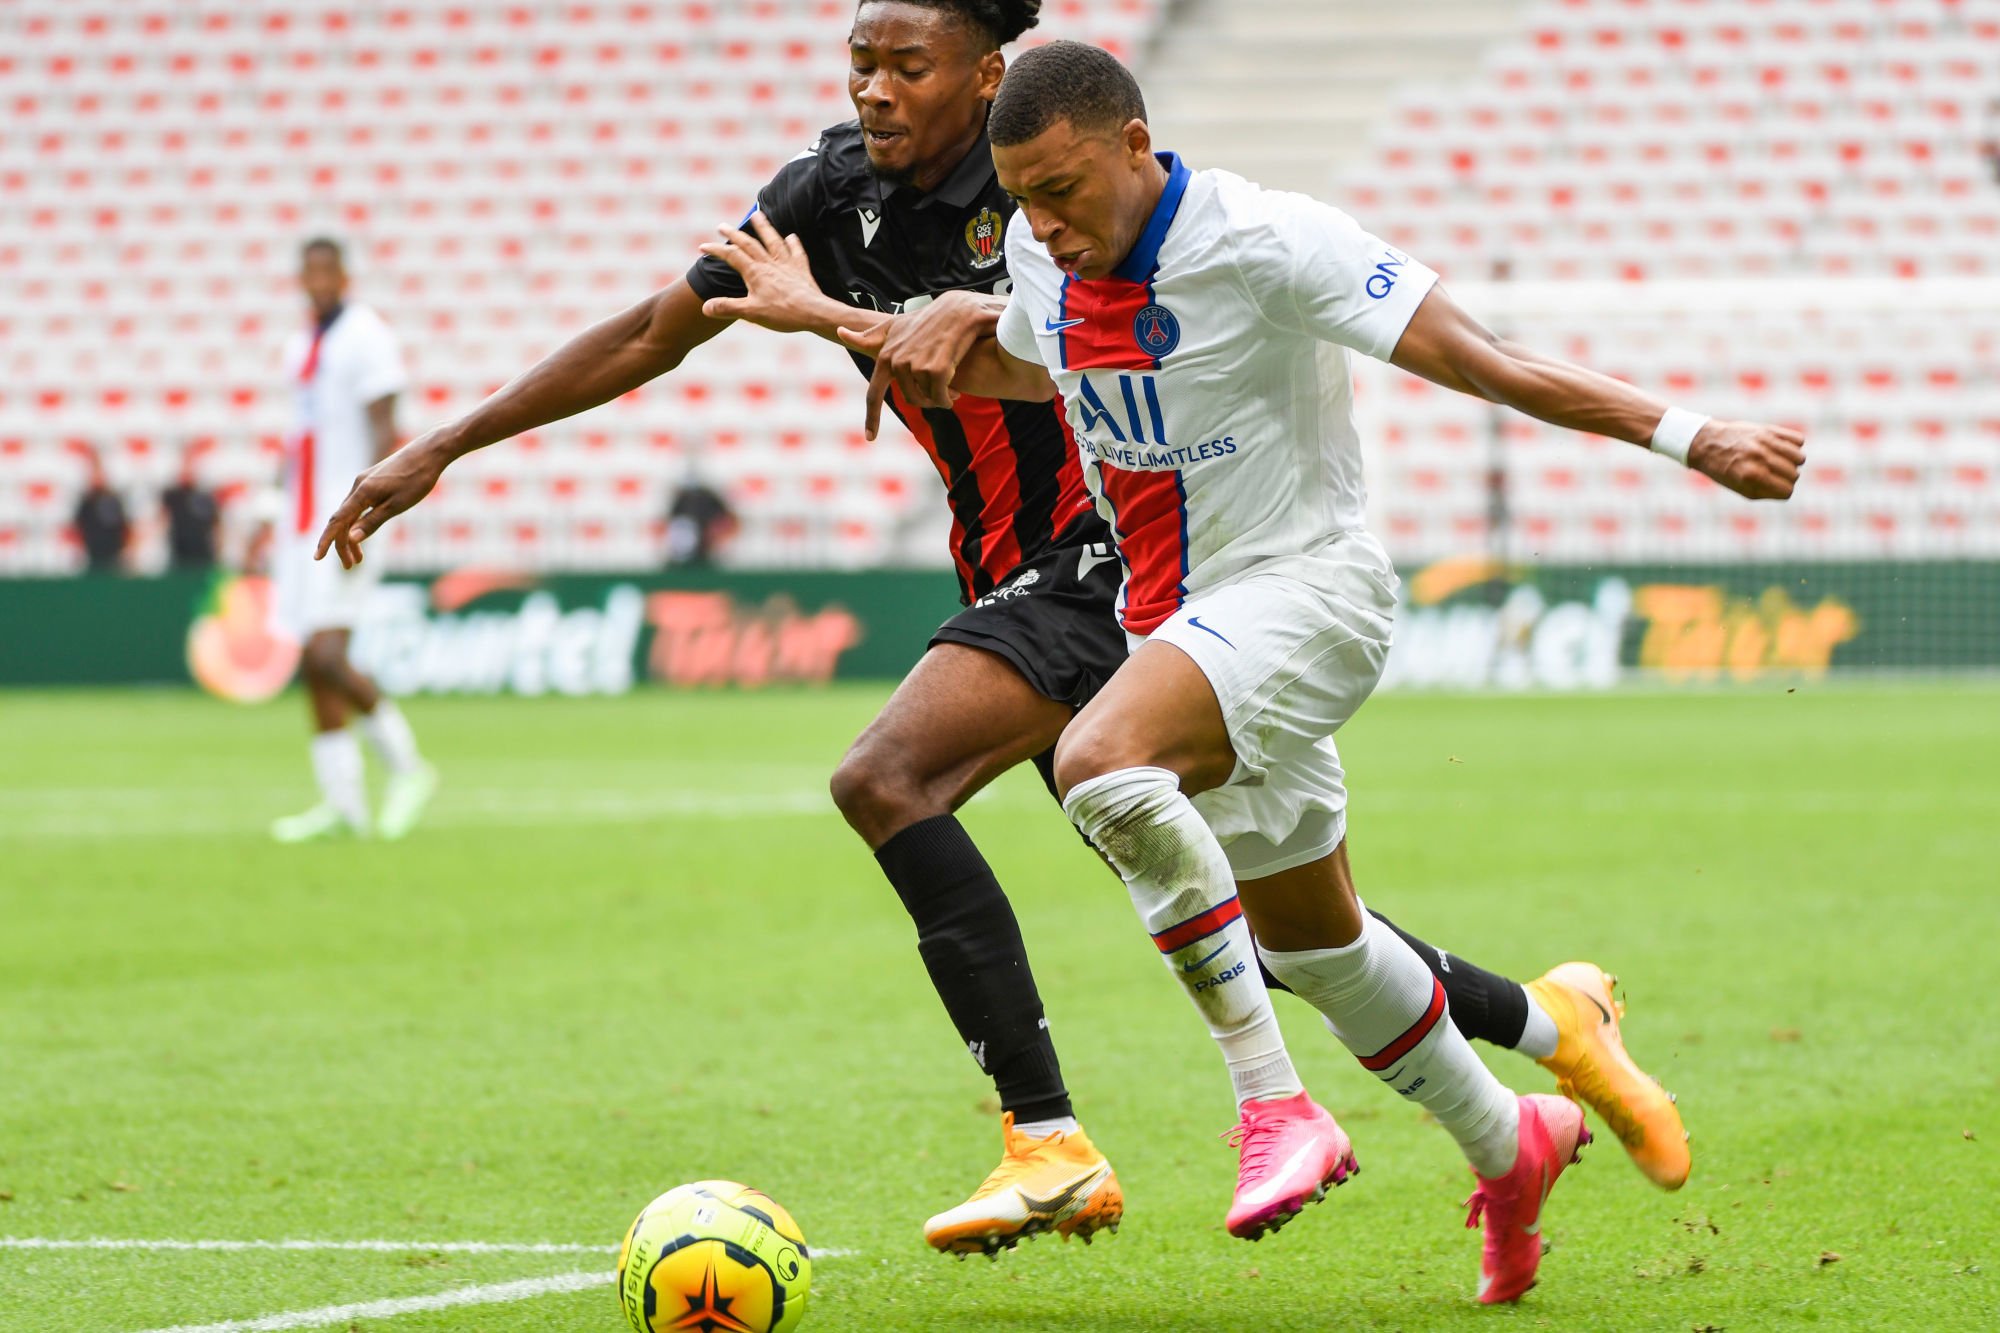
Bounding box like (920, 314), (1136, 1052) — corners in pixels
(862, 0), (1041, 52)
(989, 40), (1146, 148)
(301, 236), (343, 264)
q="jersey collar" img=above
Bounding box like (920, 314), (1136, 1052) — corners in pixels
(1110, 151), (1191, 284)
(874, 125), (994, 212)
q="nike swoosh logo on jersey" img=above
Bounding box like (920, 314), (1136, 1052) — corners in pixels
(1188, 616), (1235, 649)
(1076, 544), (1115, 581)
(1181, 941), (1231, 973)
(1043, 317), (1086, 332)
(857, 208), (882, 247)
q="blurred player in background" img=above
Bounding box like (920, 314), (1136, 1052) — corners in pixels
(852, 40), (1801, 1300)
(265, 237), (436, 844)
(316, 0), (1686, 1256)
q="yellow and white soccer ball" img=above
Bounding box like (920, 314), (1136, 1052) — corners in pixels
(617, 1180), (812, 1333)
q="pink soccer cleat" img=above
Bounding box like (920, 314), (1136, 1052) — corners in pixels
(1222, 1091), (1360, 1240)
(1465, 1093), (1592, 1304)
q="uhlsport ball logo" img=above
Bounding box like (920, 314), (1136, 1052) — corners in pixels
(618, 1181), (812, 1333)
(1134, 303), (1180, 358)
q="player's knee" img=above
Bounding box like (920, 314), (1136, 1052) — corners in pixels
(299, 639), (344, 685)
(828, 743), (926, 842)
(1050, 723), (1129, 799)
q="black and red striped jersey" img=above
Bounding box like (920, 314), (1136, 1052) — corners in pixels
(685, 119), (1100, 604)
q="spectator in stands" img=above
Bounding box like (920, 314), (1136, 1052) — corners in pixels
(72, 453), (130, 573)
(161, 445), (220, 571)
(665, 471), (737, 566)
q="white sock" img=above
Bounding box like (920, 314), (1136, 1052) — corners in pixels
(358, 698), (422, 774)
(310, 729), (371, 833)
(1014, 1116), (1082, 1140)
(1261, 911), (1521, 1177)
(1063, 767), (1303, 1108)
(1517, 994), (1560, 1061)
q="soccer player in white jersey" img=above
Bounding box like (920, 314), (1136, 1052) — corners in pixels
(265, 238), (437, 843)
(851, 42), (1804, 1303)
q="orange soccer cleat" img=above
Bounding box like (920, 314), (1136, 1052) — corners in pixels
(923, 1114), (1123, 1258)
(1527, 962), (1691, 1190)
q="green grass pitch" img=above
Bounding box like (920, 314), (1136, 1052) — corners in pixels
(2, 683), (1996, 1331)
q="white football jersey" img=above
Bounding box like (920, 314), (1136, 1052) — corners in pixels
(996, 154), (1437, 633)
(280, 302), (408, 536)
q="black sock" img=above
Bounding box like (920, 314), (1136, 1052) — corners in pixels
(1369, 910), (1531, 1049)
(875, 815), (1073, 1124)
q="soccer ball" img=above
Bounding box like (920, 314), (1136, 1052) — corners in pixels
(616, 1180), (812, 1333)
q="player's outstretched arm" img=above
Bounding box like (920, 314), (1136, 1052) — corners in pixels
(697, 213), (893, 344)
(1389, 285), (1805, 501)
(837, 322), (1054, 441)
(316, 280), (728, 567)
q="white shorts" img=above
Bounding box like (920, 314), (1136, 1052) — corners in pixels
(1140, 531), (1399, 880)
(269, 532), (381, 642)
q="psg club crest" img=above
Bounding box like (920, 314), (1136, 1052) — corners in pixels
(1134, 303), (1181, 358)
(964, 207), (1005, 269)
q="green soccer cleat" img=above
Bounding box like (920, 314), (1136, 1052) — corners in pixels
(271, 803), (367, 843)
(377, 763), (439, 841)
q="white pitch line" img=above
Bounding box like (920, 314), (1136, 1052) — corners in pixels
(131, 1269), (614, 1333)
(0, 1234), (858, 1257)
(0, 1237), (610, 1255)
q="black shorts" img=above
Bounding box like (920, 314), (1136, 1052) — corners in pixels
(928, 517), (1128, 713)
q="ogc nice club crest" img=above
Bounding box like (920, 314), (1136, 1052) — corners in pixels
(965, 207), (1004, 269)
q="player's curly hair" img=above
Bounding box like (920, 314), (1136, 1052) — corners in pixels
(871, 0), (1042, 51)
(989, 40), (1146, 147)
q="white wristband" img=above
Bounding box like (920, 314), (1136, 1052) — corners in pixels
(1649, 407), (1708, 466)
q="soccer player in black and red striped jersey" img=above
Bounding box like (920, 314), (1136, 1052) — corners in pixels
(318, 0), (1685, 1256)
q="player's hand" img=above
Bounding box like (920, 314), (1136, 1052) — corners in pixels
(1686, 420), (1806, 500)
(867, 291), (999, 408)
(315, 429), (454, 567)
(696, 213), (833, 334)
(835, 292), (998, 440)
(834, 322), (896, 441)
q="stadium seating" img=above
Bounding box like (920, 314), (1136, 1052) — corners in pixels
(4, 0), (1993, 571)
(1328, 0), (2000, 560)
(0, 0), (1164, 573)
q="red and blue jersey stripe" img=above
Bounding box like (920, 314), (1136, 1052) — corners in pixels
(1097, 462), (1190, 634)
(1055, 153), (1195, 633)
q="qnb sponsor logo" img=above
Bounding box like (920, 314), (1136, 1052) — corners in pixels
(1192, 960), (1248, 993)
(1365, 249), (1410, 300)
